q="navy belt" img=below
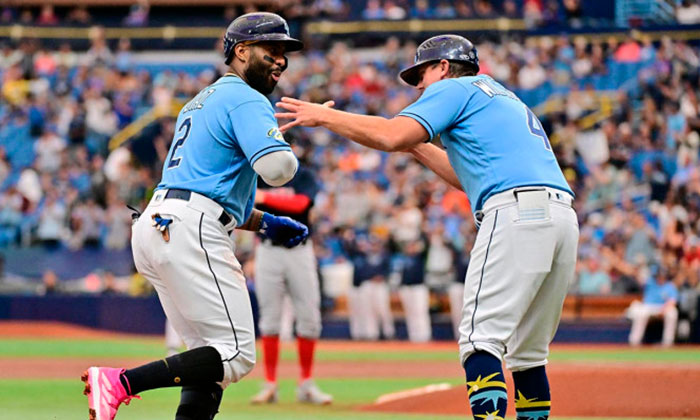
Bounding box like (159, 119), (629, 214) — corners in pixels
(164, 189), (233, 227)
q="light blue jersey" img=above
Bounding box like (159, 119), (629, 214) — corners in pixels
(157, 75), (293, 224)
(398, 74), (573, 212)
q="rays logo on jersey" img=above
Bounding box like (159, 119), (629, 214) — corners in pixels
(267, 127), (284, 141)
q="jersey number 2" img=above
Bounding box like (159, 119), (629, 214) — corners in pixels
(168, 117), (192, 169)
(526, 107), (552, 151)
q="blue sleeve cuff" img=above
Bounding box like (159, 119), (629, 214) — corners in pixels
(249, 144), (292, 166)
(398, 111), (435, 140)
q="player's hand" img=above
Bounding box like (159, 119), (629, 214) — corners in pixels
(275, 97), (335, 133)
(259, 212), (309, 248)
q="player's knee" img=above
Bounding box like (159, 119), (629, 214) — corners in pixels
(259, 320), (281, 337)
(221, 352), (255, 387)
(459, 341), (504, 366)
(295, 314), (322, 338)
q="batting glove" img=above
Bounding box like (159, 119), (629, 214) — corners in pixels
(260, 212), (309, 248)
(151, 213), (173, 242)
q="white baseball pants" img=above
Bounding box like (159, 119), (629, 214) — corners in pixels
(458, 187), (579, 371)
(399, 284), (432, 342)
(348, 281), (395, 340)
(131, 190), (256, 388)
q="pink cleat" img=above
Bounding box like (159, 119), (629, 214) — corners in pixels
(81, 367), (140, 420)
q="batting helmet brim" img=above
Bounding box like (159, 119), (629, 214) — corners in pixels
(248, 33), (304, 52)
(399, 60), (438, 86)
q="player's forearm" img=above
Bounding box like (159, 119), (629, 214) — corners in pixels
(237, 209), (264, 231)
(409, 143), (463, 191)
(320, 109), (414, 152)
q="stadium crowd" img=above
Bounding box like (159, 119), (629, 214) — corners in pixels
(0, 27), (699, 339)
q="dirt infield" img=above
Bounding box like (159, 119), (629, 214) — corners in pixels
(363, 363), (700, 418)
(2, 321), (700, 418)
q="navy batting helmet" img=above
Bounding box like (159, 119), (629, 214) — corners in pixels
(399, 34), (479, 86)
(223, 12), (303, 65)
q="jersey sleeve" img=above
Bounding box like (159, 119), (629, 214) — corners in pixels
(397, 79), (469, 139)
(228, 100), (292, 166)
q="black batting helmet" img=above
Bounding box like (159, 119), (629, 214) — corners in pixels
(223, 12), (303, 65)
(399, 34), (479, 86)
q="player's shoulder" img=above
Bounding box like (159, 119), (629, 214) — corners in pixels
(449, 74), (493, 91)
(424, 76), (482, 96)
(210, 75), (271, 108)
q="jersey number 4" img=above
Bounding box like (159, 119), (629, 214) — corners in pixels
(168, 117), (192, 169)
(526, 107), (552, 151)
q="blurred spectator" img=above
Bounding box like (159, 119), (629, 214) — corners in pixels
(627, 266), (679, 347)
(36, 191), (67, 248)
(563, 0), (583, 28)
(101, 270), (119, 295)
(614, 36), (642, 63)
(577, 255), (612, 295)
(362, 0), (385, 20)
(37, 269), (62, 295)
(518, 58), (547, 90)
(34, 129), (66, 174)
(67, 6), (92, 25)
(434, 1), (456, 19)
(384, 0), (407, 20)
(84, 31), (113, 67)
(411, 0), (433, 19)
(54, 43), (78, 68)
(103, 193), (131, 250)
(474, 0), (496, 18)
(425, 223), (454, 287)
(36, 5), (59, 26)
(677, 0), (700, 24)
(124, 0), (150, 27)
(398, 236), (431, 342)
(115, 38), (133, 72)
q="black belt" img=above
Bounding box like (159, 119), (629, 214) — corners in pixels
(164, 189), (233, 226)
(262, 237), (307, 247)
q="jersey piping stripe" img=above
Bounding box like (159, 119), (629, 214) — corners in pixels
(468, 209), (499, 347)
(249, 144), (292, 165)
(198, 212), (241, 361)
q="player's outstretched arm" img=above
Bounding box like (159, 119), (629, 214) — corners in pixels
(275, 97), (428, 152)
(408, 143), (463, 191)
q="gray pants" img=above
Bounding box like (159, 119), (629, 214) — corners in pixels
(254, 240), (322, 339)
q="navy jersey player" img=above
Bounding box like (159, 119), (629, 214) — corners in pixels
(81, 13), (310, 420)
(250, 153), (332, 405)
(276, 35), (579, 420)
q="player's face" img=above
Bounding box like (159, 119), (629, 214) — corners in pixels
(415, 61), (448, 91)
(245, 42), (288, 95)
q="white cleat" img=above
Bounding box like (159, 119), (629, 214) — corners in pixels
(250, 382), (278, 404)
(296, 379), (332, 405)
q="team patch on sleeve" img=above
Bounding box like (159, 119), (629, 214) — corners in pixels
(266, 127), (284, 141)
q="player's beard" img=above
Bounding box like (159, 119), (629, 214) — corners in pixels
(245, 54), (279, 95)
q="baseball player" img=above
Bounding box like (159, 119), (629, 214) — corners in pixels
(81, 13), (310, 420)
(250, 148), (332, 405)
(276, 35), (579, 420)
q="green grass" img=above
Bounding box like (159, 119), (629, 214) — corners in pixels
(1, 379), (696, 420)
(1, 336), (699, 419)
(0, 378), (467, 420)
(1, 338), (700, 364)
